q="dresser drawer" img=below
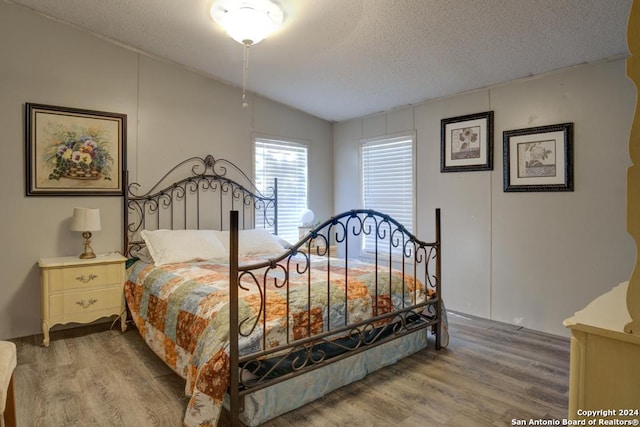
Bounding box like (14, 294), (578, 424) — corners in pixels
(48, 286), (123, 318)
(45, 263), (122, 292)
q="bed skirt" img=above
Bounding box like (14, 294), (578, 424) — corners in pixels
(224, 328), (430, 426)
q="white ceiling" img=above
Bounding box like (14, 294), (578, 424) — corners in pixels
(8, 0), (632, 122)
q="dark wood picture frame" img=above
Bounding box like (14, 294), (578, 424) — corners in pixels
(503, 122), (574, 192)
(25, 103), (127, 196)
(441, 111), (493, 172)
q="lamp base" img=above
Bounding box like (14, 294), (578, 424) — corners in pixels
(79, 231), (96, 259)
(79, 251), (96, 259)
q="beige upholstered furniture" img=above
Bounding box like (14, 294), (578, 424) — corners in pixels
(0, 341), (17, 427)
(38, 253), (127, 347)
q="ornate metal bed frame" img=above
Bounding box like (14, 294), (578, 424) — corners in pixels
(124, 155), (277, 257)
(124, 154), (442, 426)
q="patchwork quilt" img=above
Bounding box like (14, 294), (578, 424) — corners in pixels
(124, 254), (430, 427)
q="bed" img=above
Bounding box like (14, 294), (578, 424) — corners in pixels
(123, 154), (443, 426)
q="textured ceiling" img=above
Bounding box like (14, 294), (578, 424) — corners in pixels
(8, 0), (632, 122)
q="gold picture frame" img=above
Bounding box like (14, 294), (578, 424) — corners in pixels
(25, 103), (126, 196)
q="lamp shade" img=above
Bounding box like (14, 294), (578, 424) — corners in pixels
(300, 209), (315, 227)
(70, 207), (101, 232)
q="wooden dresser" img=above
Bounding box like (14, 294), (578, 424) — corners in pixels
(39, 252), (127, 347)
(563, 282), (640, 420)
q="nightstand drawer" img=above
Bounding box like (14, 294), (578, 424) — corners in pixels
(47, 263), (122, 292)
(49, 286), (122, 318)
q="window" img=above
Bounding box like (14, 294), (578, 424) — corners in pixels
(361, 132), (415, 253)
(254, 137), (308, 243)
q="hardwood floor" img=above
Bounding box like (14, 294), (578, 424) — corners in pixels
(10, 312), (569, 426)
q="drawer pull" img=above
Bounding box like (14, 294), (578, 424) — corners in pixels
(76, 298), (97, 309)
(76, 274), (98, 283)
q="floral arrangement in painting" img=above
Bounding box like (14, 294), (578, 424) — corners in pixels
(520, 141), (556, 177)
(451, 126), (480, 159)
(523, 142), (553, 167)
(42, 124), (114, 181)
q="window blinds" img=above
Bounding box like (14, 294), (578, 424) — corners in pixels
(254, 138), (308, 243)
(361, 134), (415, 253)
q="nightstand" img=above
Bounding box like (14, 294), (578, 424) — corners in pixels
(298, 227), (338, 257)
(38, 252), (127, 347)
(298, 226), (313, 240)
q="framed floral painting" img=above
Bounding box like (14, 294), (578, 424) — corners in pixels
(503, 123), (574, 192)
(25, 103), (127, 196)
(441, 111), (493, 172)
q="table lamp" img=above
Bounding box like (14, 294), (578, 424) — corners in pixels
(300, 209), (315, 227)
(70, 207), (101, 259)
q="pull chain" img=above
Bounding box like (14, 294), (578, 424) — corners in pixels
(242, 42), (251, 108)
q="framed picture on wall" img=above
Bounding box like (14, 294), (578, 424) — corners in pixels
(441, 110), (493, 172)
(25, 103), (127, 196)
(503, 122), (574, 192)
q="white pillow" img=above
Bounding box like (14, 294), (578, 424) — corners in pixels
(214, 229), (286, 256)
(140, 229), (227, 266)
(134, 246), (154, 264)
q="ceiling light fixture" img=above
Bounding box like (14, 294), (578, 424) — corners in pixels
(210, 0), (284, 108)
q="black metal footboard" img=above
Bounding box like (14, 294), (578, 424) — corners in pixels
(228, 208), (441, 426)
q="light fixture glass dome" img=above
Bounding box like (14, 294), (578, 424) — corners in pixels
(211, 0), (284, 45)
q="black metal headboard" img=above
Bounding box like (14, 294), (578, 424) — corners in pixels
(123, 155), (277, 257)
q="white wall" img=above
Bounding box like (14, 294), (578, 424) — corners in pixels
(334, 60), (636, 337)
(0, 2), (333, 340)
(1, 2), (633, 340)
